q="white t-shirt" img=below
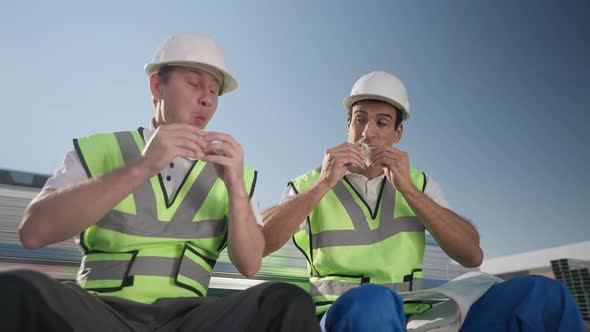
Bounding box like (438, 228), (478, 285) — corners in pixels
(44, 123), (264, 226)
(281, 171), (450, 229)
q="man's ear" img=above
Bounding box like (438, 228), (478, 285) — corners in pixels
(394, 123), (404, 143)
(149, 73), (163, 100)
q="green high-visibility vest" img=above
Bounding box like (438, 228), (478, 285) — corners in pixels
(292, 168), (426, 315)
(73, 129), (257, 304)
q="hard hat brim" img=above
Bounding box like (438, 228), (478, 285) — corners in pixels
(343, 94), (410, 121)
(144, 61), (238, 95)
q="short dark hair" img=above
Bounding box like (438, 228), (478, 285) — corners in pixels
(348, 100), (403, 129)
(156, 65), (176, 84)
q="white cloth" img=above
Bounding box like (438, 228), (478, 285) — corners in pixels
(280, 171), (451, 229)
(318, 272), (502, 332)
(44, 123), (264, 226)
(403, 272), (502, 331)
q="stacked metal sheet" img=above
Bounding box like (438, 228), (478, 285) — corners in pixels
(551, 258), (590, 321)
(422, 235), (479, 288)
(0, 172), (82, 281)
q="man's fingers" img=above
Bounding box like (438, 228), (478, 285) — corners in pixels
(330, 143), (363, 156)
(339, 157), (363, 168)
(373, 146), (406, 158)
(175, 147), (200, 160)
(371, 155), (395, 168)
(166, 131), (208, 149)
(331, 155), (363, 169)
(337, 143), (364, 157)
(331, 152), (363, 166)
(371, 150), (400, 162)
(152, 128), (208, 153)
(205, 142), (234, 158)
(175, 140), (205, 158)
(201, 154), (231, 166)
(203, 132), (237, 145)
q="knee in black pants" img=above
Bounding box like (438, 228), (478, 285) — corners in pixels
(249, 282), (320, 332)
(0, 270), (72, 332)
(0, 269), (48, 303)
(258, 282), (315, 310)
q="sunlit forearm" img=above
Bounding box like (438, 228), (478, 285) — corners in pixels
(402, 187), (483, 267)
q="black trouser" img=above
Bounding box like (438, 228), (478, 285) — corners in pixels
(0, 269), (321, 332)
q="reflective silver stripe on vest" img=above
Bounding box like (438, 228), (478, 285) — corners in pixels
(331, 181), (371, 232)
(94, 131), (227, 239)
(178, 254), (212, 288)
(312, 181), (424, 248)
(114, 131), (157, 216)
(411, 277), (425, 290)
(81, 256), (210, 285)
(310, 279), (417, 298)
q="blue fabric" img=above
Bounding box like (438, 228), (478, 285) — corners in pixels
(324, 276), (585, 332)
(462, 275), (585, 332)
(325, 284), (406, 332)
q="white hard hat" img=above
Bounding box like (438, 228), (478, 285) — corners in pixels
(145, 32), (237, 95)
(343, 71), (410, 121)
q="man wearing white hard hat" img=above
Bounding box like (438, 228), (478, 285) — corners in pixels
(262, 71), (585, 331)
(2, 32), (320, 332)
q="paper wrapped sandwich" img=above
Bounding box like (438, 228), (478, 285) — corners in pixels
(356, 139), (372, 168)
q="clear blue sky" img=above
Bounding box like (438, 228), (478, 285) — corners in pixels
(1, 0), (588, 259)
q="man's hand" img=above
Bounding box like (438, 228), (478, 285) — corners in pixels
(371, 146), (414, 194)
(201, 132), (245, 191)
(140, 124), (207, 177)
(320, 143), (364, 188)
(201, 132), (264, 276)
